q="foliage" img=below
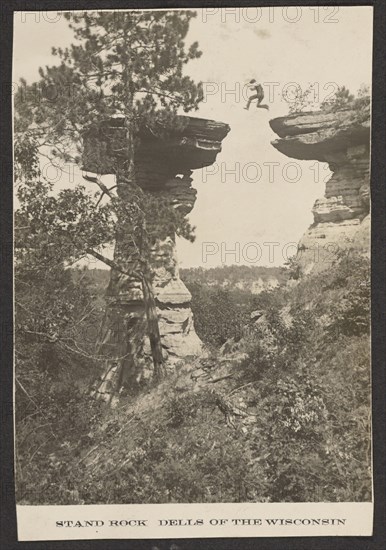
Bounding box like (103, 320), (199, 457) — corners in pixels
(181, 264), (287, 289)
(283, 255), (301, 280)
(15, 258), (107, 504)
(15, 179), (115, 268)
(320, 85), (354, 111)
(14, 11), (203, 167)
(284, 84), (319, 114)
(185, 283), (250, 347)
(14, 10), (205, 389)
(319, 83), (371, 126)
(233, 252), (371, 501)
(15, 9), (205, 262)
(14, 24), (371, 504)
(15, 8), (207, 493)
(182, 265), (288, 347)
(324, 252), (370, 337)
(320, 84), (370, 114)
(284, 83), (370, 116)
(16, 250), (371, 504)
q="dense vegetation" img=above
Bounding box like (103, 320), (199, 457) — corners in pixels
(180, 265), (288, 347)
(14, 10), (205, 392)
(13, 11), (371, 506)
(16, 252), (371, 504)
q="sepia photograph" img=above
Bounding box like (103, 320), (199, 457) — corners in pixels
(12, 5), (374, 540)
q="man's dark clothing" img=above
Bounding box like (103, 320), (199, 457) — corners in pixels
(245, 83), (264, 110)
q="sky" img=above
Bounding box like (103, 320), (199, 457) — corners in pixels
(13, 7), (373, 268)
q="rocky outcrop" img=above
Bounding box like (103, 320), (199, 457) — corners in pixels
(270, 107), (370, 273)
(83, 116), (230, 380)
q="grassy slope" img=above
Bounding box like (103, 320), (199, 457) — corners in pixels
(18, 253), (370, 504)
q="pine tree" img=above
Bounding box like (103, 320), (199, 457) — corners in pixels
(14, 10), (203, 402)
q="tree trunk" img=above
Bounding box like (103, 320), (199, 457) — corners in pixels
(141, 274), (166, 381)
(90, 114), (165, 403)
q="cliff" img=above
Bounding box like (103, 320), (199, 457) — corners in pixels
(270, 107), (370, 273)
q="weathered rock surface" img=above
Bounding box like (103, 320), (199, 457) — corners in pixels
(270, 107), (370, 273)
(83, 116), (230, 374)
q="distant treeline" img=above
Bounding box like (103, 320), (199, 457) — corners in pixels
(70, 264), (288, 296)
(180, 264), (288, 292)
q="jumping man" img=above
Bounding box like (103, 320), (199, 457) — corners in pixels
(244, 79), (266, 110)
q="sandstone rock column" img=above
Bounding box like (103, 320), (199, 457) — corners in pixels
(82, 116), (230, 398)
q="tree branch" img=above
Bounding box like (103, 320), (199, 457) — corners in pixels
(86, 248), (142, 281)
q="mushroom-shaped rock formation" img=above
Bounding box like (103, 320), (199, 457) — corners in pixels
(270, 107), (370, 273)
(83, 116), (230, 387)
(83, 116), (230, 217)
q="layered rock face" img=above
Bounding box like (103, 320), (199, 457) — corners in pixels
(270, 108), (370, 273)
(83, 116), (230, 375)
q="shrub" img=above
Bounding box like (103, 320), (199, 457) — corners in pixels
(187, 283), (250, 346)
